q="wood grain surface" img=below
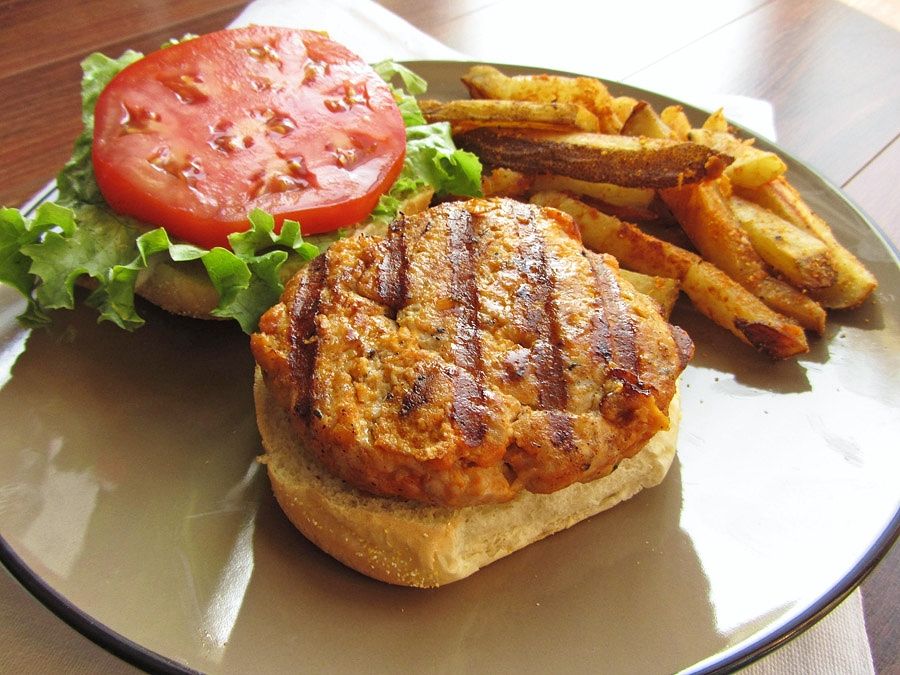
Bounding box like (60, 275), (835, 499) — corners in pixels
(0, 0), (896, 672)
(0, 0), (247, 208)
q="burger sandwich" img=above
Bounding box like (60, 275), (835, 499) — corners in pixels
(251, 197), (693, 587)
(3, 26), (694, 588)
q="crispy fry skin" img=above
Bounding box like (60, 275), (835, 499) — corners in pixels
(621, 101), (832, 335)
(753, 278), (827, 335)
(530, 174), (655, 208)
(730, 195), (837, 290)
(530, 191), (809, 358)
(611, 96), (639, 128)
(662, 109), (873, 309)
(701, 108), (730, 133)
(455, 127), (731, 189)
(681, 262), (809, 359)
(735, 178), (877, 309)
(618, 269), (680, 319)
(662, 182), (767, 284)
(481, 167), (534, 198)
(529, 174), (662, 222)
(460, 64), (623, 133)
(451, 64), (875, 358)
(688, 128), (787, 188)
(418, 98), (601, 132)
(661, 181), (826, 334)
(531, 192), (693, 280)
(621, 101), (678, 140)
(660, 106), (691, 140)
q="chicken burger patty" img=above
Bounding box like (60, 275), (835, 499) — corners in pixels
(251, 197), (693, 507)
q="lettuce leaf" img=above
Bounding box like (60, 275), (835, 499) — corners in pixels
(6, 203), (322, 332)
(0, 203), (78, 326)
(370, 59), (482, 226)
(405, 122), (482, 197)
(57, 51), (142, 205)
(372, 60), (428, 126)
(1, 51), (482, 334)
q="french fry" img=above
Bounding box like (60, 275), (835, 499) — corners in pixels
(530, 191), (692, 277)
(620, 99), (866, 322)
(529, 174), (660, 222)
(611, 96), (638, 127)
(481, 168), (533, 198)
(619, 269), (680, 319)
(529, 174), (655, 208)
(620, 101), (677, 140)
(729, 195), (836, 290)
(418, 98), (601, 132)
(460, 65), (623, 133)
(662, 182), (765, 283)
(753, 277), (827, 335)
(735, 177), (878, 308)
(450, 64), (876, 359)
(530, 190), (809, 358)
(701, 108), (729, 133)
(660, 105), (691, 141)
(681, 261), (808, 360)
(688, 128), (787, 188)
(661, 181), (827, 334)
(455, 127), (731, 189)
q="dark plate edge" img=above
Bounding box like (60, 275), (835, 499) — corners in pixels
(0, 537), (195, 674)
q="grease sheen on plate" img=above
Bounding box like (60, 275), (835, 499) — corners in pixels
(0, 61), (898, 674)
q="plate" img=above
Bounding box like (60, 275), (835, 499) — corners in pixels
(1, 61), (898, 674)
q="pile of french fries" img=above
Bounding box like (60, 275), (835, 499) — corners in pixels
(423, 65), (878, 359)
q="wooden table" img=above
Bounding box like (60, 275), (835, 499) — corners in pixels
(0, 0), (896, 672)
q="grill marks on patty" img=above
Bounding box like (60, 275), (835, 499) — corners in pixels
(255, 198), (691, 506)
(513, 206), (569, 410)
(446, 207), (489, 448)
(588, 253), (639, 378)
(373, 206), (490, 447)
(288, 253), (328, 419)
(587, 253), (657, 427)
(587, 251), (655, 405)
(377, 216), (409, 317)
(511, 204), (576, 453)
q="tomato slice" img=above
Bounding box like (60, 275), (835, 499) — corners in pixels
(92, 27), (406, 249)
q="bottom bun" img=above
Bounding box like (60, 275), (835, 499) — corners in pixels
(135, 256), (223, 319)
(254, 368), (681, 588)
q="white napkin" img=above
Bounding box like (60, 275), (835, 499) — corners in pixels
(231, 0), (464, 62)
(739, 590), (875, 675)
